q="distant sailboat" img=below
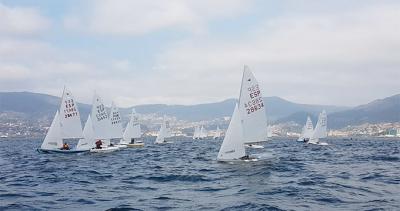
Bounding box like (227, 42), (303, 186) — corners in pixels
(309, 110), (328, 145)
(213, 126), (222, 139)
(297, 116), (314, 142)
(108, 101), (124, 148)
(155, 116), (172, 144)
(38, 87), (88, 153)
(199, 126), (208, 139)
(217, 66), (268, 161)
(121, 108), (144, 147)
(89, 93), (119, 153)
(192, 126), (200, 140)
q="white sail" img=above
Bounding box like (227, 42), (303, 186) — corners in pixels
(238, 66), (268, 144)
(59, 87), (83, 139)
(155, 116), (171, 143)
(155, 120), (166, 144)
(313, 110), (328, 139)
(122, 108), (142, 144)
(108, 101), (123, 139)
(213, 126), (222, 139)
(192, 126), (200, 139)
(77, 115), (95, 150)
(41, 111), (63, 150)
(199, 126), (208, 139)
(304, 116), (314, 139)
(91, 93), (111, 142)
(217, 104), (245, 161)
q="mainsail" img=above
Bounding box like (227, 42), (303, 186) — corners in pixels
(192, 126), (200, 139)
(238, 66), (268, 144)
(304, 116), (314, 139)
(312, 110), (328, 139)
(59, 87), (83, 139)
(108, 101), (123, 139)
(91, 93), (111, 142)
(122, 108), (142, 144)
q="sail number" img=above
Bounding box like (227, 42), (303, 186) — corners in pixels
(244, 84), (264, 115)
(64, 99), (78, 119)
(111, 111), (121, 125)
(96, 104), (108, 121)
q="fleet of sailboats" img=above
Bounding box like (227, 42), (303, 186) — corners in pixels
(297, 111), (328, 145)
(39, 65), (330, 158)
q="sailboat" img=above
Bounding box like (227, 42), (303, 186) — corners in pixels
(213, 126), (222, 139)
(154, 116), (172, 144)
(89, 93), (119, 153)
(199, 126), (208, 139)
(217, 66), (268, 161)
(38, 87), (88, 153)
(121, 108), (144, 148)
(107, 101), (125, 149)
(297, 116), (314, 142)
(308, 110), (328, 145)
(76, 115), (95, 150)
(192, 126), (200, 140)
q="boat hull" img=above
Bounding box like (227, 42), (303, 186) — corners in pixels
(90, 146), (119, 153)
(127, 143), (145, 148)
(114, 144), (128, 149)
(37, 148), (89, 154)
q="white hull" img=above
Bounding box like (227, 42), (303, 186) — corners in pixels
(114, 144), (128, 149)
(90, 146), (119, 153)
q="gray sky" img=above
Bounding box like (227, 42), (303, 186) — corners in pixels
(0, 0), (399, 107)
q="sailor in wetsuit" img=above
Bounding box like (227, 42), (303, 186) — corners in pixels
(130, 138), (135, 144)
(95, 140), (102, 149)
(240, 155), (250, 160)
(61, 143), (70, 150)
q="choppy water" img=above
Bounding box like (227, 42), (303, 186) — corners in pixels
(0, 138), (399, 210)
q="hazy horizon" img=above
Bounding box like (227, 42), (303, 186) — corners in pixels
(0, 0), (399, 107)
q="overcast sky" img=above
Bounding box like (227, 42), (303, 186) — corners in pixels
(0, 0), (399, 107)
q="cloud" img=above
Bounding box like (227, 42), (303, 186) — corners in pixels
(0, 3), (50, 36)
(64, 0), (252, 36)
(150, 3), (400, 106)
(1, 1), (399, 108)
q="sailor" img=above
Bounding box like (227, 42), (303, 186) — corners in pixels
(240, 155), (250, 160)
(130, 138), (135, 144)
(62, 143), (70, 150)
(95, 140), (102, 149)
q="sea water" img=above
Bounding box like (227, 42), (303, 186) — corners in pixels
(0, 138), (399, 210)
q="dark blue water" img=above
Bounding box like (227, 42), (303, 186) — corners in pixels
(0, 138), (399, 210)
